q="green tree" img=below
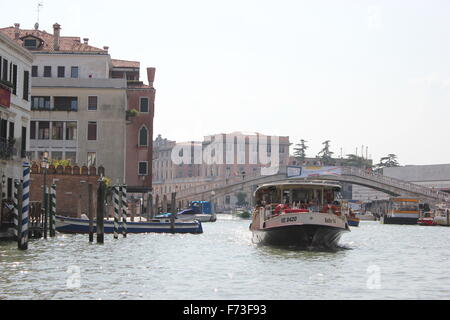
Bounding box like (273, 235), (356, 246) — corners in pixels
(345, 154), (368, 168)
(235, 191), (248, 207)
(317, 140), (335, 165)
(374, 154), (400, 172)
(293, 139), (308, 163)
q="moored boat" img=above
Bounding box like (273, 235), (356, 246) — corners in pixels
(380, 197), (420, 225)
(234, 207), (252, 219)
(55, 215), (203, 234)
(346, 216), (360, 227)
(432, 205), (450, 226)
(249, 180), (350, 249)
(341, 201), (360, 227)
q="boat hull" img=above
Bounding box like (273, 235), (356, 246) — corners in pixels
(55, 216), (203, 234)
(346, 217), (360, 227)
(381, 216), (418, 225)
(177, 213), (216, 222)
(433, 216), (450, 226)
(250, 212), (349, 249)
(252, 224), (348, 248)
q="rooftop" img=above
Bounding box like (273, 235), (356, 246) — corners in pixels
(0, 24), (107, 54)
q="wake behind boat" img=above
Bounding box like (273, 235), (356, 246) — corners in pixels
(250, 180), (350, 249)
(55, 215), (203, 234)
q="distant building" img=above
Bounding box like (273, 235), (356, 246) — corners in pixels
(0, 31), (33, 204)
(383, 164), (450, 193)
(152, 132), (291, 211)
(0, 23), (155, 194)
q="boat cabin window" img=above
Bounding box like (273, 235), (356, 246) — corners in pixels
(392, 201), (419, 212)
(255, 184), (341, 215)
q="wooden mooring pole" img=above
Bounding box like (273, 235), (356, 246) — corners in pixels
(88, 183), (94, 242)
(96, 179), (105, 244)
(147, 192), (153, 220)
(18, 163), (30, 250)
(49, 184), (56, 237)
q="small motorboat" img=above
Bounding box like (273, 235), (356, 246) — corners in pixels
(234, 207), (251, 219)
(55, 215), (203, 234)
(417, 217), (435, 226)
(346, 215), (360, 227)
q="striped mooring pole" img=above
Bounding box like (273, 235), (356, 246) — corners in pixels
(113, 185), (120, 239)
(19, 162), (30, 250)
(49, 184), (56, 237)
(13, 180), (19, 241)
(121, 185), (127, 238)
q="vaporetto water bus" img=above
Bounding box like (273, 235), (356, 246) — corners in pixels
(380, 197), (420, 225)
(249, 180), (350, 248)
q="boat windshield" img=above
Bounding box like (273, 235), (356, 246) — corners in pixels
(392, 201), (419, 212)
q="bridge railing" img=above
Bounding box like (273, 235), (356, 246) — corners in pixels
(342, 167), (450, 203)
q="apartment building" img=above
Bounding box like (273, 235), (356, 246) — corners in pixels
(0, 23), (155, 189)
(152, 132), (291, 211)
(0, 31), (32, 219)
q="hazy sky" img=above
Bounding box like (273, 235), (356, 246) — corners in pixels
(2, 0), (450, 165)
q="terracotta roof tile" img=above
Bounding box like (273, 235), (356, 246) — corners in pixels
(0, 26), (106, 53)
(112, 59), (140, 68)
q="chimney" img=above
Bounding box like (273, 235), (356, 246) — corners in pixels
(103, 46), (109, 53)
(14, 23), (20, 39)
(147, 67), (156, 87)
(83, 38), (89, 44)
(53, 23), (61, 51)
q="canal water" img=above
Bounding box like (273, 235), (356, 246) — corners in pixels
(1, 214), (450, 300)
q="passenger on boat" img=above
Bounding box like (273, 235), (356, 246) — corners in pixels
(274, 203), (290, 215)
(321, 202), (340, 215)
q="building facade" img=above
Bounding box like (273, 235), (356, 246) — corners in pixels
(0, 23), (155, 191)
(152, 132), (291, 211)
(0, 31), (32, 212)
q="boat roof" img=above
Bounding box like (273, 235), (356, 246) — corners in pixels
(254, 179), (341, 193)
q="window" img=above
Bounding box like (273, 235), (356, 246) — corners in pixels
(54, 97), (78, 111)
(87, 152), (96, 167)
(8, 122), (14, 141)
(140, 97), (149, 112)
(31, 66), (38, 77)
(52, 151), (63, 160)
(23, 71), (29, 101)
(65, 122), (77, 140)
(38, 121), (50, 140)
(52, 121), (64, 140)
(31, 96), (51, 110)
(88, 96), (98, 111)
(139, 126), (148, 146)
(87, 121), (97, 141)
(65, 152), (77, 164)
(23, 39), (37, 48)
(57, 66), (65, 78)
(0, 119), (7, 139)
(139, 161), (148, 175)
(43, 66), (51, 77)
(12, 65), (17, 95)
(71, 66), (79, 78)
(2, 59), (8, 81)
(30, 121), (36, 140)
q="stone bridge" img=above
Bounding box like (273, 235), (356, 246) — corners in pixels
(174, 166), (450, 207)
